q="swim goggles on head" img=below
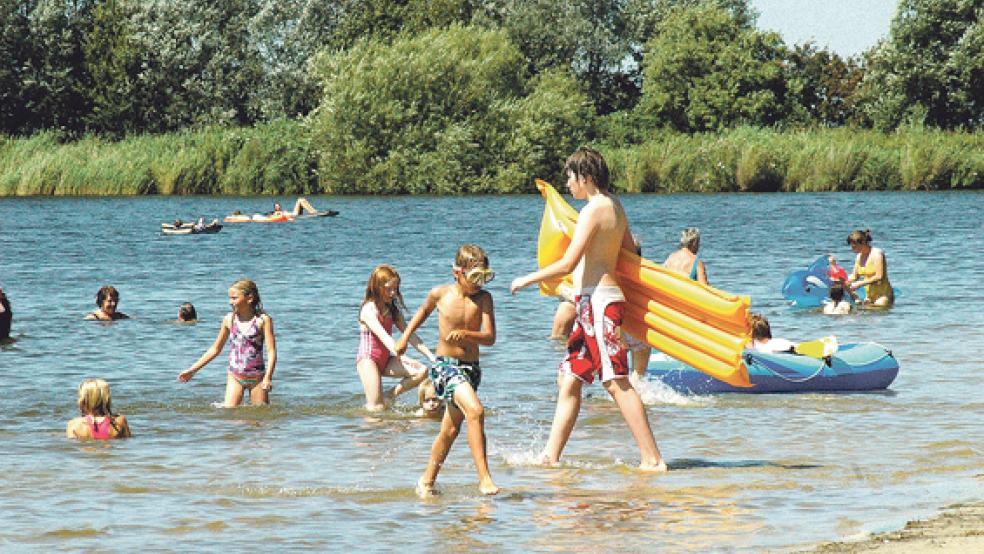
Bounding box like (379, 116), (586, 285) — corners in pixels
(454, 265), (496, 286)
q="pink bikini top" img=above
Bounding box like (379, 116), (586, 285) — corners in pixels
(86, 415), (112, 440)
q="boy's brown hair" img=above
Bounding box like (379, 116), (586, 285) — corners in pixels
(564, 146), (610, 191)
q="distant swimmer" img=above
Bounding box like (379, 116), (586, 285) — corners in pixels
(0, 284), (11, 341)
(271, 198), (319, 217)
(85, 285), (130, 321)
(224, 198), (326, 222)
(178, 302), (198, 323)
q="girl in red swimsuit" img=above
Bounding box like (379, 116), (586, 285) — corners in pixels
(357, 265), (434, 412)
(66, 379), (131, 440)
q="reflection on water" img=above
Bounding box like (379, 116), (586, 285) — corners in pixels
(0, 191), (982, 550)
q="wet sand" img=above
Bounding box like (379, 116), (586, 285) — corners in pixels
(813, 502), (984, 553)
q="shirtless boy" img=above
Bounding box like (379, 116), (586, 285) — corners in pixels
(396, 244), (500, 496)
(511, 146), (667, 472)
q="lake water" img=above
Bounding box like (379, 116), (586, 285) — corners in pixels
(0, 191), (981, 552)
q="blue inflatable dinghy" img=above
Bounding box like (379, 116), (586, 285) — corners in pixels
(647, 342), (899, 394)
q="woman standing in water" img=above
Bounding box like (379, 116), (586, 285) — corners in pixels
(847, 229), (894, 307)
(663, 227), (708, 285)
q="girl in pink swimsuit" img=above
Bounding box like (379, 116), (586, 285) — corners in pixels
(357, 265), (434, 412)
(66, 378), (131, 440)
(178, 279), (278, 407)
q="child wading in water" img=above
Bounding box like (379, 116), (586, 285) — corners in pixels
(511, 146), (667, 472)
(178, 279), (277, 407)
(357, 264), (434, 411)
(396, 244), (500, 497)
(66, 378), (131, 440)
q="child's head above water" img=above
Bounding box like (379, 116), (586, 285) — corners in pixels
(829, 283), (846, 303)
(95, 285), (120, 309)
(750, 313), (772, 341)
(77, 378), (113, 417)
(454, 244), (495, 287)
(178, 302), (197, 322)
(417, 379), (444, 418)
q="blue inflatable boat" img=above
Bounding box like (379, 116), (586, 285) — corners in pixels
(647, 342), (899, 394)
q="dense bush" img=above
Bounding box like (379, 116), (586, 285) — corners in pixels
(309, 25), (592, 194)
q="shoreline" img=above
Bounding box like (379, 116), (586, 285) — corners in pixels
(811, 501), (984, 553)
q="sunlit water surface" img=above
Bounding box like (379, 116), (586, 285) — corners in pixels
(0, 191), (981, 552)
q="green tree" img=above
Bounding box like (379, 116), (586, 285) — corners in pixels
(784, 43), (865, 127)
(20, 0), (97, 136)
(248, 1), (343, 120)
(329, 0), (472, 49)
(309, 25), (592, 194)
(860, 0), (984, 130)
(83, 0), (143, 135)
(636, 3), (789, 132)
(0, 0), (35, 133)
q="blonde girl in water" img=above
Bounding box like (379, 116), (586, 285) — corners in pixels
(178, 279), (277, 407)
(66, 378), (131, 440)
(357, 264), (434, 412)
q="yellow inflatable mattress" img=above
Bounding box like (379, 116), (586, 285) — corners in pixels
(535, 179), (752, 387)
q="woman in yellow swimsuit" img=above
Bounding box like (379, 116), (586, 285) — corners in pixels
(847, 229), (894, 307)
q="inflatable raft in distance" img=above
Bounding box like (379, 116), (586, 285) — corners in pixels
(161, 222), (222, 235)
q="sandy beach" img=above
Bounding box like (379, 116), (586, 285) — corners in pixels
(813, 501), (984, 553)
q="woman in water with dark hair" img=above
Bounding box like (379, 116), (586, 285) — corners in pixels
(0, 285), (12, 341)
(847, 229), (894, 307)
(85, 285), (130, 320)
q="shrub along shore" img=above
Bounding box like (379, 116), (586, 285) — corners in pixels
(2, 123), (983, 196)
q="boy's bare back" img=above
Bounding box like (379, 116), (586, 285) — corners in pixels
(574, 194), (630, 291)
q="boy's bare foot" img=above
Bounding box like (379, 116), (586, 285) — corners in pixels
(416, 476), (437, 498)
(478, 478), (500, 496)
(639, 459), (668, 473)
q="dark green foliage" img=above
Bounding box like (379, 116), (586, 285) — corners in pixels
(17, 0), (97, 136)
(637, 3), (791, 133)
(860, 0), (984, 130)
(83, 0), (142, 136)
(309, 25), (592, 194)
(784, 43), (866, 128)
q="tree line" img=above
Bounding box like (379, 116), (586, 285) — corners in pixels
(1, 0), (983, 194)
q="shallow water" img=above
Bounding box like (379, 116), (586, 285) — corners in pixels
(0, 191), (981, 551)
